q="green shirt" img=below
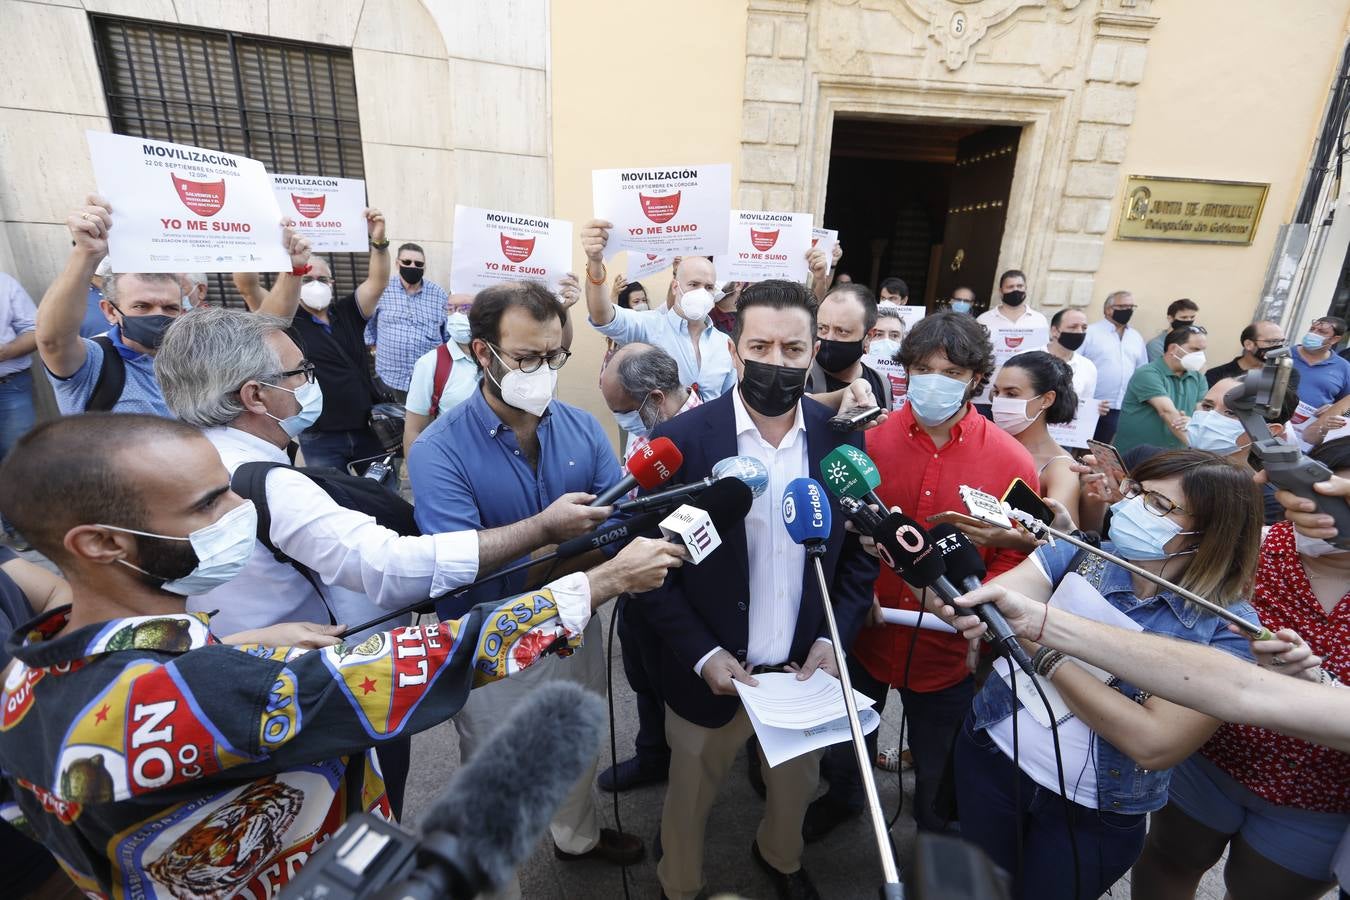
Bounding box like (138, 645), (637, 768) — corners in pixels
(1115, 358), (1206, 453)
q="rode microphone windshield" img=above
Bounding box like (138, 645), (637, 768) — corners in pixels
(592, 436), (682, 506)
(554, 508), (666, 558)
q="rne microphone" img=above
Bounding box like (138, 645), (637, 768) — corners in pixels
(928, 523), (1034, 675)
(819, 445), (887, 511)
(592, 436), (682, 506)
(613, 454), (769, 513)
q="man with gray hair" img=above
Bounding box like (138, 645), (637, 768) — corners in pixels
(1080, 289), (1148, 442)
(155, 306), (633, 815)
(601, 341), (699, 449)
(181, 272), (209, 308)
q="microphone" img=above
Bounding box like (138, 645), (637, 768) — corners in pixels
(819, 445), (886, 512)
(612, 455), (769, 513)
(837, 495), (887, 535)
(591, 436), (682, 506)
(780, 476), (903, 894)
(928, 523), (1035, 675)
(400, 681), (607, 897)
(663, 477), (753, 564)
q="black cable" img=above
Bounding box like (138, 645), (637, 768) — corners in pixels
(1011, 660), (1024, 891)
(605, 597), (632, 900)
(887, 587), (926, 832)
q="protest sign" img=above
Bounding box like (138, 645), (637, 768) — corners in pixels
(1048, 398), (1101, 449)
(626, 251), (671, 281)
(811, 227), (838, 266)
(87, 131), (288, 273)
(592, 164), (731, 257)
(271, 174), (368, 252)
(714, 210), (813, 283)
(977, 322), (1051, 404)
(450, 205), (573, 293)
(864, 353), (908, 408)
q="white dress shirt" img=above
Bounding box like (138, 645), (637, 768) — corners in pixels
(1026, 345), (1098, 406)
(977, 305), (1050, 333)
(190, 426), (480, 638)
(591, 305), (737, 401)
(694, 390), (812, 674)
(1080, 319), (1149, 408)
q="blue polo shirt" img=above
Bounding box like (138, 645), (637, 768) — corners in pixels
(45, 326), (170, 417)
(1291, 349), (1350, 409)
(408, 387), (622, 618)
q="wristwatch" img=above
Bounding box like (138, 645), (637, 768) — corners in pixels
(370, 238), (390, 250)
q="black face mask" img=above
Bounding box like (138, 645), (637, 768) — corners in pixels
(739, 358), (808, 417)
(1169, 319), (1193, 331)
(814, 338), (865, 374)
(117, 310), (174, 350)
(400, 265), (425, 285)
(1252, 343), (1283, 361)
(1002, 290), (1027, 307)
(1057, 331), (1086, 352)
(1110, 307), (1135, 326)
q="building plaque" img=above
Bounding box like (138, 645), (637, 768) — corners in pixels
(1116, 175), (1269, 246)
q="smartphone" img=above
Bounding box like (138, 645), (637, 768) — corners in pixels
(1002, 478), (1053, 526)
(1086, 439), (1128, 490)
(925, 511), (989, 529)
(829, 405), (884, 433)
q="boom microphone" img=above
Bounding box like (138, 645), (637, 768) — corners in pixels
(591, 436), (682, 506)
(612, 455), (769, 513)
(928, 524), (1035, 675)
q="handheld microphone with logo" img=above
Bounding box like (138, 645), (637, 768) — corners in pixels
(819, 445), (887, 511)
(658, 477), (753, 565)
(780, 478), (902, 898)
(282, 681), (606, 900)
(591, 436), (682, 507)
(613, 454), (768, 513)
(928, 524), (1034, 675)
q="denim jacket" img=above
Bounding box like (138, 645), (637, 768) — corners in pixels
(971, 540), (1259, 814)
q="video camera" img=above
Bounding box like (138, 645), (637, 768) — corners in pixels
(282, 813), (473, 900)
(1224, 349), (1350, 548)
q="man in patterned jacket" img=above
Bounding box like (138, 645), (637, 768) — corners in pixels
(0, 413), (683, 899)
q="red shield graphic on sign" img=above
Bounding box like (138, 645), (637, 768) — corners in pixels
(500, 234), (537, 263)
(811, 237), (820, 248)
(750, 228), (780, 251)
(639, 192), (681, 224)
(171, 174), (226, 217)
(1004, 336), (1025, 349)
(291, 193), (326, 219)
(646, 254), (658, 261)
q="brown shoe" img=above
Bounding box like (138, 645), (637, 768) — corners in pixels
(554, 827), (645, 865)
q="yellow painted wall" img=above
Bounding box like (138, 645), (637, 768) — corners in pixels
(1093, 0), (1349, 361)
(549, 0), (748, 429)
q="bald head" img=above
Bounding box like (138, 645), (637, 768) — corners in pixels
(447, 292), (474, 314)
(673, 256), (716, 294)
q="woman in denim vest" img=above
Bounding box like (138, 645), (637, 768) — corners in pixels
(951, 450), (1264, 899)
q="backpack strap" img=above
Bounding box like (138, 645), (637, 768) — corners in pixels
(229, 461), (335, 624)
(429, 343), (453, 419)
(86, 335), (127, 412)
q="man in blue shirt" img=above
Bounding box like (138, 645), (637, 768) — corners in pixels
(364, 242), (449, 401)
(408, 280), (643, 877)
(1291, 315), (1350, 409)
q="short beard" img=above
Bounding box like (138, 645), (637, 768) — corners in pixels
(133, 536), (199, 588)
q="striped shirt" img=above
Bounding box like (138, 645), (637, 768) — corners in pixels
(363, 276), (449, 391)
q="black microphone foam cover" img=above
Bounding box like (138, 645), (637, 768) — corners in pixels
(694, 476), (754, 531)
(417, 681), (606, 893)
(929, 523), (989, 584)
(555, 509), (665, 558)
(873, 512), (946, 588)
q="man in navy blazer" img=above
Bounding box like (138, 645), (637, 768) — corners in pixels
(634, 280), (878, 900)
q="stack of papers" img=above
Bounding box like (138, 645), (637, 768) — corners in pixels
(734, 669), (880, 767)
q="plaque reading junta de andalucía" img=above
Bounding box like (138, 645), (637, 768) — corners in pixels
(1116, 175), (1269, 246)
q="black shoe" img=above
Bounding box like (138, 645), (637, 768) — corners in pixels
(746, 738), (766, 799)
(554, 827), (645, 865)
(750, 841), (821, 900)
(801, 795), (860, 843)
(598, 756), (668, 793)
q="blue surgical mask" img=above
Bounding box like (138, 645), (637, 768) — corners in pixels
(446, 312), (471, 345)
(1108, 496), (1196, 561)
(265, 379), (324, 438)
(614, 408), (648, 438)
(907, 373), (971, 425)
(869, 338), (901, 360)
(950, 300), (973, 315)
(1301, 332), (1328, 351)
(1185, 410), (1245, 455)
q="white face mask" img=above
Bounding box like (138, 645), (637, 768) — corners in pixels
(486, 345), (556, 417)
(102, 501), (259, 596)
(991, 394), (1044, 436)
(300, 280), (333, 311)
(1174, 347), (1206, 372)
(676, 286), (715, 321)
(1295, 529), (1347, 559)
(446, 312), (471, 345)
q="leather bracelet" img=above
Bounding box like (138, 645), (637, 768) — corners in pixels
(1031, 646), (1056, 673)
(1043, 654), (1069, 680)
(291, 263), (312, 276)
(586, 262), (607, 285)
(1034, 649), (1065, 678)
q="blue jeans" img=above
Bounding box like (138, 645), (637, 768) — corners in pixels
(821, 661), (974, 832)
(0, 369), (35, 536)
(299, 427), (387, 474)
(954, 716), (1146, 900)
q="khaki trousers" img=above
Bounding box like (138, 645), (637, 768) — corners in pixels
(658, 703), (822, 900)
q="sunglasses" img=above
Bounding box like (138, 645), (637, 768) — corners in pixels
(398, 259), (425, 268)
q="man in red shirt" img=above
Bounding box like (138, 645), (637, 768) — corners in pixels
(807, 311), (1039, 839)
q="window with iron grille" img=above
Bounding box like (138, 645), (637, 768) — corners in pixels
(89, 15), (369, 307)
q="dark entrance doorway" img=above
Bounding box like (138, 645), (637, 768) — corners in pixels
(822, 117), (1021, 314)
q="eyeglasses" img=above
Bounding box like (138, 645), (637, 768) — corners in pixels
(270, 362), (317, 384)
(489, 342), (572, 373)
(398, 259), (425, 268)
(301, 275), (332, 285)
(1174, 324), (1207, 335)
(1120, 479), (1186, 517)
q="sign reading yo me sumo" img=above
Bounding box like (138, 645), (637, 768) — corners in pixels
(592, 163), (731, 258)
(270, 174), (369, 252)
(450, 205), (574, 294)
